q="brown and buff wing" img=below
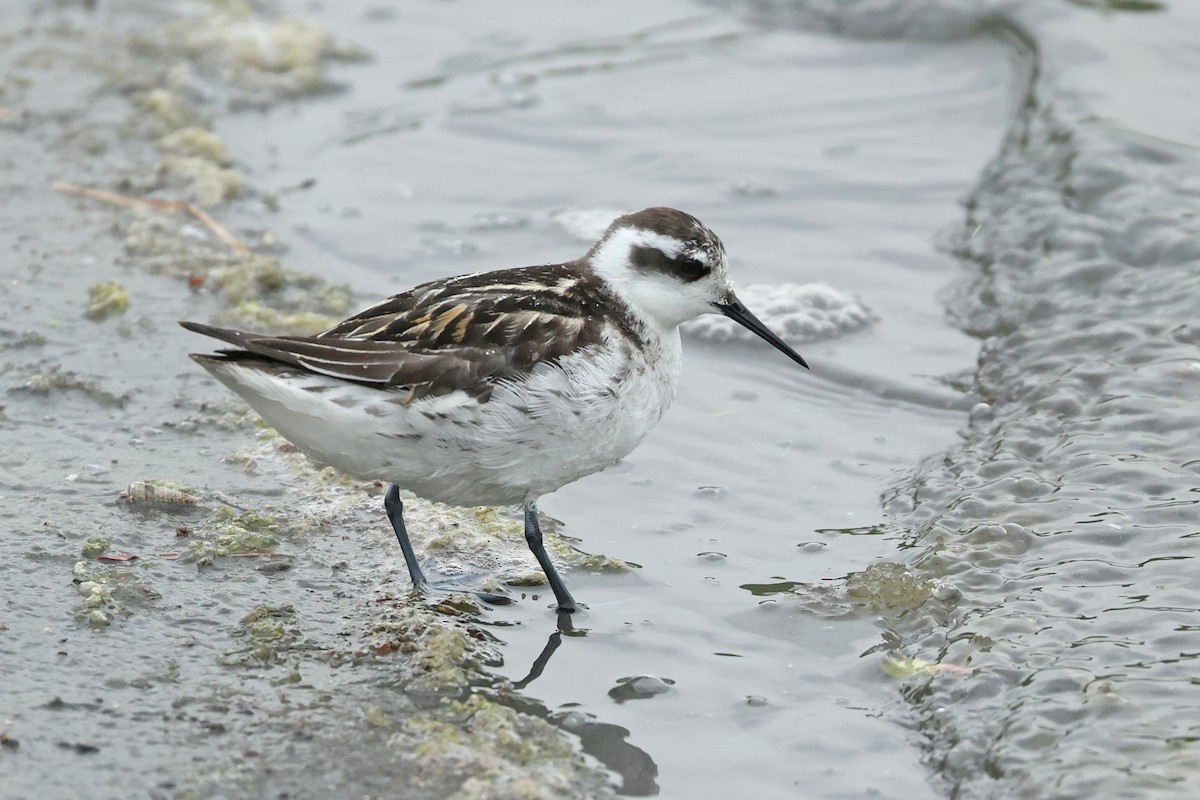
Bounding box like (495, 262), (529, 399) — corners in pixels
(181, 262), (620, 403)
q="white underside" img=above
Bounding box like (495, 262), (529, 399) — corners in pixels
(200, 326), (682, 507)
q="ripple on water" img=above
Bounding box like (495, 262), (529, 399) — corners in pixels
(876, 9), (1200, 798)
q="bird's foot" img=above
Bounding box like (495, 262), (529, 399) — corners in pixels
(409, 575), (513, 608)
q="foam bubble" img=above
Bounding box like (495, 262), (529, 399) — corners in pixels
(683, 282), (876, 344)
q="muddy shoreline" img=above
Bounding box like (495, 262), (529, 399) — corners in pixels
(1, 3), (621, 797)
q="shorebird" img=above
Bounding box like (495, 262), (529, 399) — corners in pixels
(182, 207), (808, 612)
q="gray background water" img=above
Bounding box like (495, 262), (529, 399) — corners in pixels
(2, 1), (1198, 798)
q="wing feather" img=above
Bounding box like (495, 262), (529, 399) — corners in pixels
(182, 262), (623, 404)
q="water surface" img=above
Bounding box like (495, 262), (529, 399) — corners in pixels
(5, 0), (1199, 798)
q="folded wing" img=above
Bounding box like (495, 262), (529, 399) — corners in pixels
(182, 262), (613, 403)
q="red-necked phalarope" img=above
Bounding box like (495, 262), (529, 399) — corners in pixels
(182, 207), (808, 613)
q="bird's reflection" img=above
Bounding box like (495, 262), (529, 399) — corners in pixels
(505, 611), (660, 796)
(512, 610), (579, 690)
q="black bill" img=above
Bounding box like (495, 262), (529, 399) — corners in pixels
(715, 296), (810, 370)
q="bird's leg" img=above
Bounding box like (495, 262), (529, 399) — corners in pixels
(384, 485), (512, 606)
(524, 501), (578, 613)
(384, 484), (430, 594)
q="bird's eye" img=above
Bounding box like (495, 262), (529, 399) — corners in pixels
(679, 257), (707, 280)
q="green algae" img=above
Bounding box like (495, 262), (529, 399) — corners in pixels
(844, 562), (939, 612)
(22, 364), (130, 408)
(744, 561), (949, 619)
(81, 535), (112, 558)
(879, 654), (977, 680)
(119, 213), (355, 330)
(418, 504), (627, 589)
(310, 463), (374, 489)
(533, 511), (631, 573)
(572, 551), (632, 572)
(159, 126), (231, 165)
(215, 301), (341, 336)
(398, 693), (605, 800)
(219, 604), (303, 667)
(157, 0), (368, 98)
(209, 504), (282, 532)
(156, 126), (240, 206)
(240, 605), (295, 641)
(205, 258), (355, 317)
(360, 606), (609, 796)
(181, 399), (260, 433)
(85, 280), (129, 320)
(188, 505), (283, 565)
(880, 655), (941, 679)
(122, 216), (230, 268)
(367, 606), (480, 695)
(361, 704), (391, 729)
(410, 694), (576, 764)
(416, 624), (474, 694)
(138, 87), (203, 132)
(212, 255), (284, 296)
(72, 558), (160, 627)
(160, 154), (241, 206)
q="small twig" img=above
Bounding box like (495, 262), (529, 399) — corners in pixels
(53, 180), (250, 255)
(185, 202), (251, 254)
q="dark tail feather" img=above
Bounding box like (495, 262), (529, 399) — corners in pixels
(179, 320), (254, 350)
(181, 321), (301, 371)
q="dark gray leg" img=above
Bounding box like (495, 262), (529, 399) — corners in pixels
(384, 484), (429, 593)
(524, 501), (578, 613)
(385, 485), (512, 606)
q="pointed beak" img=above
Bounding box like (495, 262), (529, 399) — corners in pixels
(715, 295), (809, 370)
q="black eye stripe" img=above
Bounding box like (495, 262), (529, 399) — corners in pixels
(630, 244), (676, 276)
(678, 256), (709, 281)
(629, 244), (713, 282)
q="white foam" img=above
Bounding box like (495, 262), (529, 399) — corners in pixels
(682, 282), (876, 344)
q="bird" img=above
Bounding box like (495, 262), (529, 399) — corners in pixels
(181, 207), (809, 613)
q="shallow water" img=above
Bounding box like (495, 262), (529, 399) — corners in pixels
(4, 0), (1199, 798)
(214, 3), (1007, 796)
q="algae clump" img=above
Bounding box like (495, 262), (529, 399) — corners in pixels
(220, 604), (302, 666)
(138, 88), (202, 132)
(160, 154), (241, 206)
(72, 558), (161, 627)
(82, 535), (112, 557)
(188, 505), (282, 564)
(159, 126), (232, 165)
(86, 280), (130, 320)
(410, 694), (575, 764)
(844, 562), (938, 612)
